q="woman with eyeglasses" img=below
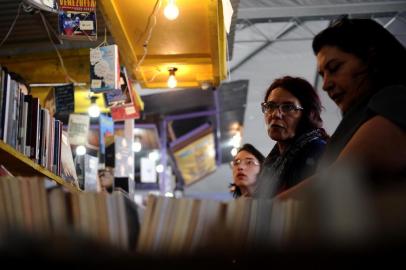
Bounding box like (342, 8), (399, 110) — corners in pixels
(254, 76), (329, 198)
(229, 143), (265, 198)
(278, 18), (406, 200)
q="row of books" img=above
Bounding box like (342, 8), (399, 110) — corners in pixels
(137, 188), (406, 256)
(136, 195), (301, 256)
(0, 176), (140, 251)
(0, 67), (63, 175)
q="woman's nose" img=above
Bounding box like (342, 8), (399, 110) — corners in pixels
(322, 75), (334, 92)
(270, 107), (283, 118)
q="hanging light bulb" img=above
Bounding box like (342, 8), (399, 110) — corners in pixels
(149, 150), (159, 162)
(164, 0), (179, 20)
(156, 164), (164, 173)
(76, 145), (86, 156)
(88, 96), (100, 118)
(132, 137), (142, 152)
(167, 67), (178, 88)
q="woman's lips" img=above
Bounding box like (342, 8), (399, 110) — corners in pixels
(270, 124), (285, 129)
(330, 92), (345, 104)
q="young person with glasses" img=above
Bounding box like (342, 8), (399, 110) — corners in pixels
(278, 18), (406, 200)
(229, 143), (265, 198)
(254, 76), (329, 198)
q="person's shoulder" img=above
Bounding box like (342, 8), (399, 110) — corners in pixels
(305, 137), (327, 152)
(370, 84), (406, 105)
(294, 138), (327, 164)
(369, 84), (406, 130)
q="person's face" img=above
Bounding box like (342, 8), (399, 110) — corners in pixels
(317, 45), (371, 113)
(264, 87), (303, 142)
(232, 150), (261, 189)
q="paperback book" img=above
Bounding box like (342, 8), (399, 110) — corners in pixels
(90, 44), (120, 92)
(58, 0), (97, 41)
(109, 67), (141, 121)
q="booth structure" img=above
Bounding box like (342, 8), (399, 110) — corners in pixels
(99, 0), (228, 89)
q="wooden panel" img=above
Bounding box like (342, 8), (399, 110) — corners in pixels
(0, 49), (90, 83)
(99, 0), (227, 89)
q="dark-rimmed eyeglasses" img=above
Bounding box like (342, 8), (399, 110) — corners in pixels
(261, 101), (304, 114)
(230, 158), (260, 168)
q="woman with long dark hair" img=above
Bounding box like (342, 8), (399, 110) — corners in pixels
(279, 18), (406, 199)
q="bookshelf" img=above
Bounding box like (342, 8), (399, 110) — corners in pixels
(0, 140), (79, 192)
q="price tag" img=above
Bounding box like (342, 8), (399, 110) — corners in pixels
(80, 20), (94, 30)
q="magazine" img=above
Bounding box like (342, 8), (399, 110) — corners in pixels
(58, 0), (97, 41)
(109, 67), (141, 121)
(67, 113), (90, 146)
(90, 44), (120, 92)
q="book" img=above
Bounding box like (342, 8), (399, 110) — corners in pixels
(29, 97), (41, 162)
(84, 154), (100, 192)
(98, 114), (114, 168)
(60, 130), (79, 187)
(67, 113), (90, 146)
(109, 67), (141, 121)
(90, 44), (120, 92)
(57, 0), (97, 41)
(44, 83), (75, 124)
(103, 69), (129, 107)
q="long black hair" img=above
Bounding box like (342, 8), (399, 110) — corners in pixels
(312, 18), (406, 92)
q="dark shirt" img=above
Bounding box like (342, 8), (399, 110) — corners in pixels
(321, 85), (406, 167)
(255, 129), (327, 198)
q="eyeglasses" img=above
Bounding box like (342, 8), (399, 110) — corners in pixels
(230, 158), (260, 168)
(261, 101), (303, 115)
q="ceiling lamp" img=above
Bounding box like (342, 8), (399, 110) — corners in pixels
(88, 96), (100, 118)
(76, 145), (86, 156)
(167, 67), (178, 88)
(164, 0), (179, 20)
(132, 137), (142, 152)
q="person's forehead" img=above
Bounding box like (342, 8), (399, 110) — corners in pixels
(267, 87), (299, 103)
(235, 150), (256, 160)
(317, 46), (352, 63)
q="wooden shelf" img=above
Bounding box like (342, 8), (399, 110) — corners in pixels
(0, 140), (79, 192)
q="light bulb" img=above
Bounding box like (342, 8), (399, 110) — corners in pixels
(132, 140), (142, 152)
(76, 145), (86, 156)
(149, 151), (159, 162)
(156, 164), (164, 173)
(230, 133), (242, 148)
(167, 67), (178, 88)
(164, 0), (179, 20)
(88, 102), (100, 117)
(167, 74), (177, 88)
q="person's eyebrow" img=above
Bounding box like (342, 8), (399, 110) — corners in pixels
(318, 58), (336, 77)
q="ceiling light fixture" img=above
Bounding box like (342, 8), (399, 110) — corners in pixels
(164, 0), (179, 21)
(76, 145), (86, 156)
(132, 137), (142, 152)
(167, 67), (178, 88)
(88, 96), (100, 118)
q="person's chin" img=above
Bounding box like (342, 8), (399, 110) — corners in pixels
(338, 102), (349, 114)
(269, 131), (283, 141)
